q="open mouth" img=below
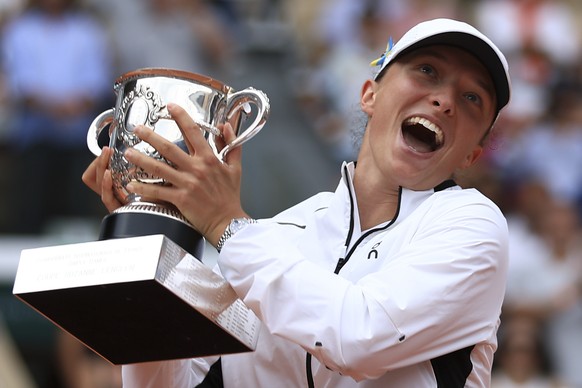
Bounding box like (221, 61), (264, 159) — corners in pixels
(402, 117), (444, 153)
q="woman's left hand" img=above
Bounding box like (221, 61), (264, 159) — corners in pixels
(123, 103), (249, 246)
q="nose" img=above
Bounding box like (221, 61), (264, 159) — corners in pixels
(431, 90), (454, 115)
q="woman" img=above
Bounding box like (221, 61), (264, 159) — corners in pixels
(84, 18), (511, 388)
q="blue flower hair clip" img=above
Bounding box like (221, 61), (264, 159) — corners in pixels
(370, 37), (394, 67)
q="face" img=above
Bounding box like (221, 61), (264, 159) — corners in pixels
(358, 45), (497, 191)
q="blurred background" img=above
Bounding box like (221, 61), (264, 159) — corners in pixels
(0, 0), (581, 387)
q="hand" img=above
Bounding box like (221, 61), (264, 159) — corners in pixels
(123, 103), (248, 246)
(81, 146), (123, 213)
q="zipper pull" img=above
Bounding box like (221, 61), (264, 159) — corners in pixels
(334, 258), (346, 274)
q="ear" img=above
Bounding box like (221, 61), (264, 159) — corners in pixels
(460, 146), (483, 170)
(360, 79), (377, 116)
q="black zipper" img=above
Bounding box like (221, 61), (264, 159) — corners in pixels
(306, 168), (403, 386)
(306, 352), (315, 388)
(335, 180), (403, 274)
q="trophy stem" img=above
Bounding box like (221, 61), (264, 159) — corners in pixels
(99, 212), (205, 260)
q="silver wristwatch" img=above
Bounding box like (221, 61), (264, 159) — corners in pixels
(216, 217), (257, 252)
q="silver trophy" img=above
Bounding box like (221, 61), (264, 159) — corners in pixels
(13, 69), (268, 364)
(87, 68), (269, 256)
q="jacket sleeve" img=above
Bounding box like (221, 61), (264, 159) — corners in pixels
(121, 356), (218, 387)
(218, 192), (509, 381)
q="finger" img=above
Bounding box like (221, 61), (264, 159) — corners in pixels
(213, 122), (231, 151)
(101, 169), (123, 212)
(82, 147), (111, 194)
(167, 103), (213, 158)
(82, 159), (100, 193)
(133, 125), (192, 170)
(221, 122), (242, 166)
(95, 147), (112, 192)
(124, 146), (184, 187)
(126, 180), (175, 205)
(97, 146), (112, 174)
(222, 122), (237, 144)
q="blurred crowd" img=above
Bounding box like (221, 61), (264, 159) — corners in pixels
(0, 0), (582, 387)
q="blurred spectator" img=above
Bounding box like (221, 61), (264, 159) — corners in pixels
(378, 0), (462, 40)
(292, 2), (388, 161)
(503, 198), (582, 387)
(310, 0), (459, 51)
(496, 47), (556, 135)
(473, 0), (581, 67)
(312, 0), (394, 50)
(282, 0), (325, 63)
(1, 0), (113, 234)
(536, 200), (582, 387)
(471, 0), (580, 130)
(0, 0), (24, 133)
(84, 0), (234, 80)
(492, 313), (569, 387)
(524, 79), (582, 203)
(491, 78), (582, 207)
(504, 179), (553, 283)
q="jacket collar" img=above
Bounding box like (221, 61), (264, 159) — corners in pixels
(339, 162), (459, 229)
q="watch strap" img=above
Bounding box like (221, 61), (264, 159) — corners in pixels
(216, 217), (257, 252)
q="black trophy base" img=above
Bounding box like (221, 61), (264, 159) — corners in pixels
(18, 280), (251, 364)
(13, 236), (261, 365)
(99, 211), (204, 259)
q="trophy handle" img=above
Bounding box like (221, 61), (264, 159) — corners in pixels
(218, 87), (270, 162)
(87, 108), (114, 156)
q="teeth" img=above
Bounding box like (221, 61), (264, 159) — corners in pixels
(405, 117), (444, 146)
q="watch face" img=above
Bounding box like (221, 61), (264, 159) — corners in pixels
(230, 218), (250, 234)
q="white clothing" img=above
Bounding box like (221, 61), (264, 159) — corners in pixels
(123, 162), (509, 387)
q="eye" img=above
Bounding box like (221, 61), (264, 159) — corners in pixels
(464, 92), (482, 105)
(419, 64), (435, 76)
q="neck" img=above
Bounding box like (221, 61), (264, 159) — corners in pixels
(352, 164), (400, 231)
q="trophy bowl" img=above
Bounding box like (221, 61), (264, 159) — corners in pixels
(87, 68), (270, 257)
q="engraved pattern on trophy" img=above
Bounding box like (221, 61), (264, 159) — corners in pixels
(114, 83), (164, 181)
(108, 81), (188, 222)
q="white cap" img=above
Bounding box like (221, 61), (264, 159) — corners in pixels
(373, 18), (511, 113)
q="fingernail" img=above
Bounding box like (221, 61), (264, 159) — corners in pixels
(167, 102), (176, 112)
(124, 148), (134, 158)
(126, 182), (135, 192)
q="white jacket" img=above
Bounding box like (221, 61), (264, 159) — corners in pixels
(123, 162), (509, 387)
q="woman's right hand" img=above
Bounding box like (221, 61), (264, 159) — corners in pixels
(81, 146), (123, 213)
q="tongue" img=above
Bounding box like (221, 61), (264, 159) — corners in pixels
(403, 131), (433, 153)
